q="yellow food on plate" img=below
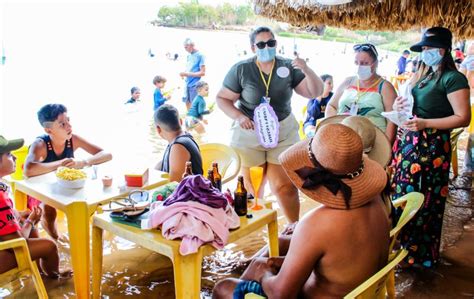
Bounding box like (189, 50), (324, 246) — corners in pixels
(56, 167), (87, 181)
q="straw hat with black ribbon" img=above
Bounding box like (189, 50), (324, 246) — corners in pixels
(279, 124), (387, 210)
(317, 115), (392, 167)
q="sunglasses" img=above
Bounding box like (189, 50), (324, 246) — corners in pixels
(353, 43), (378, 57)
(255, 39), (277, 49)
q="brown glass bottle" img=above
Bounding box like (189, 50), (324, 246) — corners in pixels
(207, 169), (215, 187)
(212, 162), (222, 191)
(182, 161), (193, 179)
(234, 175), (247, 216)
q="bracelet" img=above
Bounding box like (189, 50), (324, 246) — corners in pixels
(24, 219), (35, 230)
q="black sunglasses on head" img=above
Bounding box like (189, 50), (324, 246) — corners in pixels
(353, 43), (378, 57)
(255, 39), (277, 49)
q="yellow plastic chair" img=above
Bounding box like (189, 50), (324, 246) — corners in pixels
(0, 238), (48, 298)
(384, 192), (424, 299)
(298, 106), (308, 140)
(11, 145), (28, 180)
(200, 143), (241, 184)
(344, 248), (408, 299)
(450, 128), (464, 177)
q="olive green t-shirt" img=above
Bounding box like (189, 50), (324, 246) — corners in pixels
(222, 56), (305, 121)
(412, 70), (469, 119)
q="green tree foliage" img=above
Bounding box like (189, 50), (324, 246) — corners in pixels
(156, 2), (254, 28)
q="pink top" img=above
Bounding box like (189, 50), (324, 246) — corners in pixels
(143, 201), (240, 255)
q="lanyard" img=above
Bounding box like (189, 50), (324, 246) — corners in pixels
(256, 59), (275, 99)
(355, 77), (382, 103)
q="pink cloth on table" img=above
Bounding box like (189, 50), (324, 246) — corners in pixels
(144, 201), (240, 255)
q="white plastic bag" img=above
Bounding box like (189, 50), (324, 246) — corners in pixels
(382, 81), (413, 126)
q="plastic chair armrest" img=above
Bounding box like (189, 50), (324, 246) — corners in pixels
(0, 238), (28, 251)
(391, 197), (407, 208)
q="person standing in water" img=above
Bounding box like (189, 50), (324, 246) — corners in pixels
(216, 26), (323, 224)
(180, 38), (206, 111)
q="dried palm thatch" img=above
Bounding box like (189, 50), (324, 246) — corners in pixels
(253, 0), (473, 39)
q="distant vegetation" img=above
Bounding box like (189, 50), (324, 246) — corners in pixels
(278, 27), (418, 53)
(152, 2), (417, 53)
(153, 2), (255, 28)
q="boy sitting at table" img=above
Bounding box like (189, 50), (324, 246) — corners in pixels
(154, 104), (203, 182)
(0, 135), (71, 278)
(24, 103), (112, 240)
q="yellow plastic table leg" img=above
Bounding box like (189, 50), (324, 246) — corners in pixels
(13, 186), (27, 211)
(66, 201), (91, 299)
(173, 250), (203, 299)
(267, 218), (279, 257)
(92, 225), (103, 299)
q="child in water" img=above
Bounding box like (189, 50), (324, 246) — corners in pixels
(185, 81), (213, 134)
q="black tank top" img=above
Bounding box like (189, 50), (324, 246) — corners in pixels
(38, 134), (74, 163)
(161, 134), (203, 175)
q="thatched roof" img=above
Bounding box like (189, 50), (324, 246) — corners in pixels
(253, 0), (473, 39)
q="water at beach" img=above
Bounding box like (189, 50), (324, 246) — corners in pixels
(1, 3), (472, 298)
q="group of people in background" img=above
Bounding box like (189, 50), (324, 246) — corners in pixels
(126, 37), (211, 134)
(0, 24), (472, 298)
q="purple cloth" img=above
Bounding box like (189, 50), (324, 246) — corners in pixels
(163, 175), (228, 209)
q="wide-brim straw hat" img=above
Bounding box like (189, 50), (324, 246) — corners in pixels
(280, 124), (387, 209)
(317, 115), (392, 167)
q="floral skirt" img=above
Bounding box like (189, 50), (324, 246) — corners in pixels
(391, 128), (451, 268)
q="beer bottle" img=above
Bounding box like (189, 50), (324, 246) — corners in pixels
(207, 169), (216, 187)
(212, 162), (222, 191)
(182, 161), (193, 179)
(234, 175), (247, 216)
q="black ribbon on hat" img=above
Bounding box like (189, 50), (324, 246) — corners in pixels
(296, 137), (365, 209)
(296, 165), (352, 209)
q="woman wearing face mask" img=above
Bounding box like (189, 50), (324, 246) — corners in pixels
(325, 43), (397, 143)
(216, 26), (323, 224)
(392, 27), (470, 268)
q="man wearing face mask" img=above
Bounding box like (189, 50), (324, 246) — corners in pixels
(326, 43), (398, 144)
(216, 26), (323, 224)
(391, 27), (470, 269)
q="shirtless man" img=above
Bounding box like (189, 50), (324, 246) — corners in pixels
(213, 124), (390, 298)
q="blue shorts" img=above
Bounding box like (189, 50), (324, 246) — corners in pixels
(182, 85), (198, 104)
(233, 280), (266, 299)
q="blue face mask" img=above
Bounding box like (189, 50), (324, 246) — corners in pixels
(421, 48), (443, 66)
(256, 47), (276, 62)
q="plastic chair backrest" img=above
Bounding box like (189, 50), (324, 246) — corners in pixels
(11, 145), (28, 180)
(0, 238), (48, 298)
(389, 192), (424, 251)
(344, 248), (408, 299)
(200, 143), (241, 184)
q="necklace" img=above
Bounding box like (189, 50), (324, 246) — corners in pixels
(417, 72), (435, 89)
(355, 77), (382, 103)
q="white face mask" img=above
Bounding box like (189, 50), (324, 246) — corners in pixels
(356, 65), (373, 80)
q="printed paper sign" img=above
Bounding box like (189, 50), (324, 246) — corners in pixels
(254, 103), (280, 148)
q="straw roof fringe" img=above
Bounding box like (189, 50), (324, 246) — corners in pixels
(253, 0), (473, 39)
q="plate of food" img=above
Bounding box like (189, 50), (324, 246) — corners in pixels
(56, 167), (87, 189)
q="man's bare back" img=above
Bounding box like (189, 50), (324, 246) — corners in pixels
(300, 196), (390, 298)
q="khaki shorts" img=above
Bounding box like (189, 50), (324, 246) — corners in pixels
(230, 113), (300, 167)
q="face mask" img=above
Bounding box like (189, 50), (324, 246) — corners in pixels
(421, 48), (443, 66)
(356, 65), (373, 80)
(256, 47), (276, 62)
